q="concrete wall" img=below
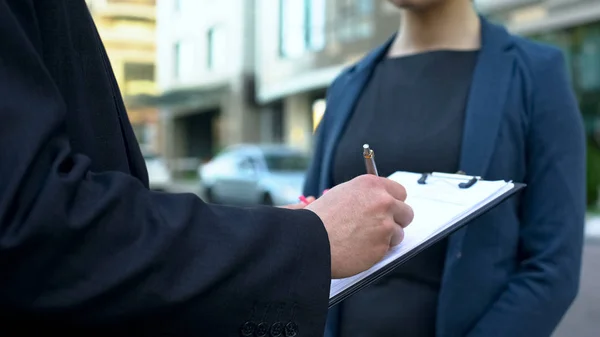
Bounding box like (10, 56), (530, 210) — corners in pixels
(156, 0), (260, 162)
(156, 0), (249, 90)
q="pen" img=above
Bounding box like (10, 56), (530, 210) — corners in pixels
(363, 144), (379, 176)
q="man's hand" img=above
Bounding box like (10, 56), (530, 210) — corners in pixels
(306, 175), (414, 279)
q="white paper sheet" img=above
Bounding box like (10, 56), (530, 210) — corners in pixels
(329, 171), (514, 300)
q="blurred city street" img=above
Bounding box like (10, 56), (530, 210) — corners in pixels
(79, 0), (600, 334)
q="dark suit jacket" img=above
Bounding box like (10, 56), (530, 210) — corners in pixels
(304, 18), (586, 337)
(0, 1), (331, 335)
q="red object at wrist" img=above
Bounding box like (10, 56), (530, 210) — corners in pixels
(299, 195), (310, 205)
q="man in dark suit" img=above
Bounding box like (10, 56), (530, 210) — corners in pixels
(0, 1), (414, 336)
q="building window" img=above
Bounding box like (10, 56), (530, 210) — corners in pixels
(357, 0), (374, 14)
(336, 0), (374, 42)
(173, 40), (194, 82)
(207, 28), (215, 69)
(306, 0), (326, 51)
(279, 0), (307, 58)
(173, 42), (181, 79)
(207, 26), (226, 70)
(279, 0), (327, 58)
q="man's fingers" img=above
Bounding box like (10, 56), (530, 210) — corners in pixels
(378, 177), (408, 202)
(389, 201), (410, 247)
(391, 200), (414, 228)
(390, 226), (404, 247)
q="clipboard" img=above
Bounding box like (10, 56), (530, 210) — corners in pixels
(328, 171), (526, 308)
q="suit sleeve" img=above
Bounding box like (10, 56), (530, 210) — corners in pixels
(466, 49), (586, 337)
(0, 1), (331, 335)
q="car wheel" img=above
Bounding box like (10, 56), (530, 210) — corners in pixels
(262, 193), (273, 206)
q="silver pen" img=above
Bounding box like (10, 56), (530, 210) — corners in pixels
(363, 144), (379, 176)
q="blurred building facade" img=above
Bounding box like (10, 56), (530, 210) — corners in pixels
(95, 0), (600, 156)
(255, 0), (400, 151)
(155, 0), (260, 170)
(256, 0), (600, 153)
(86, 0), (160, 152)
(148, 0), (600, 200)
(253, 0), (545, 152)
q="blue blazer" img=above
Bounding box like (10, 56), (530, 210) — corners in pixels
(304, 18), (587, 337)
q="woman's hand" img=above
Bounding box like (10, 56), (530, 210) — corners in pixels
(279, 196), (316, 209)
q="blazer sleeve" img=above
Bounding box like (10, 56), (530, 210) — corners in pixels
(0, 2), (331, 335)
(466, 49), (586, 337)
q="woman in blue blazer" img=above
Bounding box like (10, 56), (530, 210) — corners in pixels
(303, 1), (586, 337)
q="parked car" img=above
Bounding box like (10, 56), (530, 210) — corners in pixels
(198, 144), (309, 206)
(142, 147), (172, 191)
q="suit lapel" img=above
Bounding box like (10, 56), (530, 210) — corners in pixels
(319, 37), (395, 190)
(446, 18), (516, 262)
(458, 22), (515, 176)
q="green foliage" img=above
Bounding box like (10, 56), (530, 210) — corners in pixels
(587, 138), (600, 206)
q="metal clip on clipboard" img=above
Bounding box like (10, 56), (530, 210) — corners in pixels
(417, 171), (482, 189)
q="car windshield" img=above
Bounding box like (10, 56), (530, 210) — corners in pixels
(263, 153), (309, 172)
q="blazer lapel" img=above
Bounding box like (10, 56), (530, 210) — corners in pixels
(446, 18), (516, 262)
(459, 20), (515, 176)
(319, 37), (395, 190)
